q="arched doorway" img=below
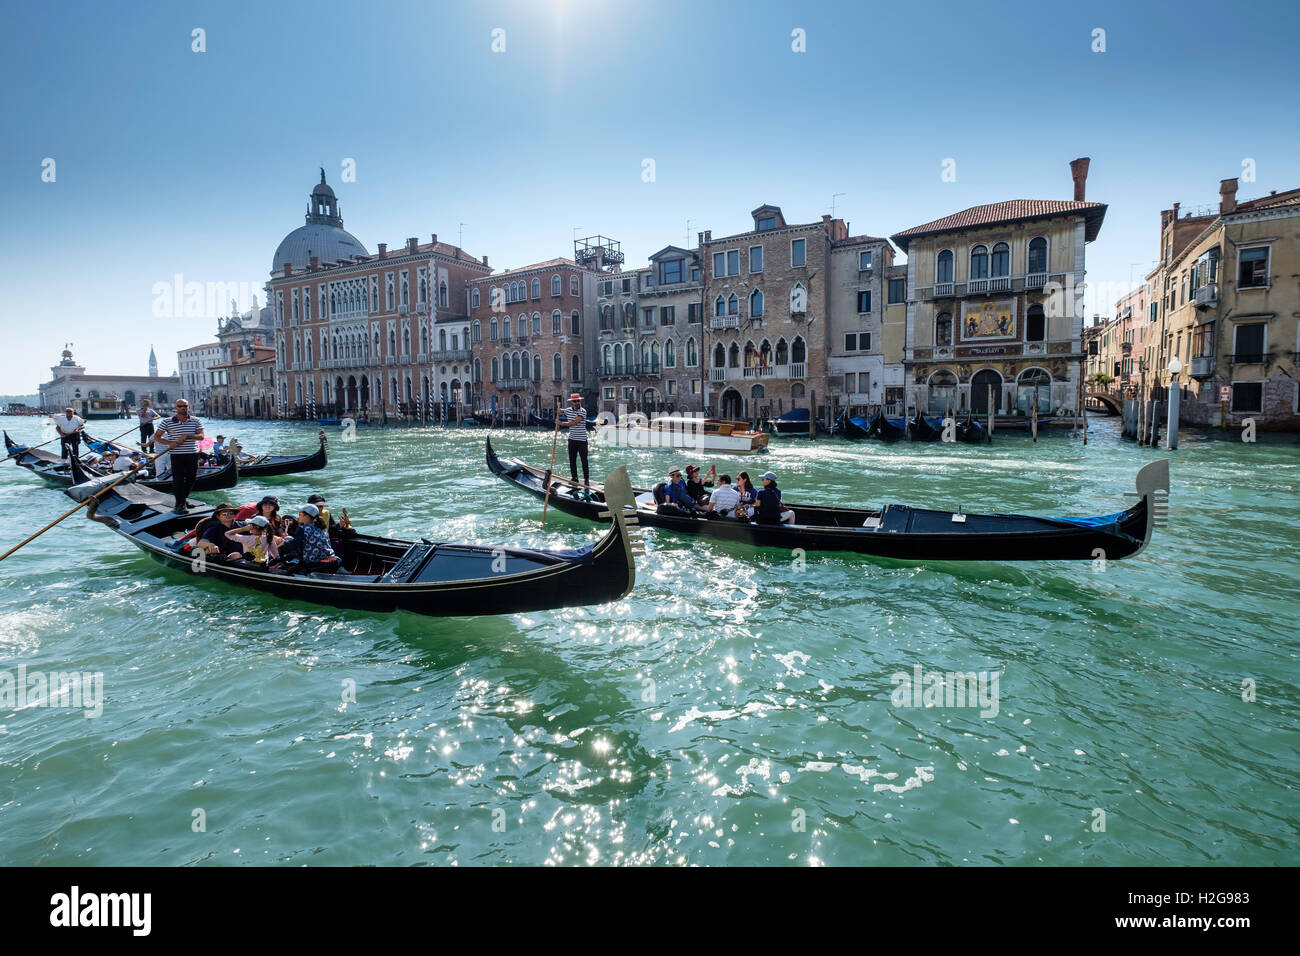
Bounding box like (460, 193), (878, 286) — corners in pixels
(346, 376), (358, 410)
(359, 375), (370, 409)
(927, 369), (958, 415)
(335, 377), (345, 413)
(1017, 367), (1052, 414)
(970, 369), (1002, 414)
(643, 387), (659, 412)
(720, 388), (743, 419)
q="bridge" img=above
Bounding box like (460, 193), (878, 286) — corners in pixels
(1085, 388), (1124, 415)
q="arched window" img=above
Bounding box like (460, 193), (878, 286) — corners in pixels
(473, 358), (481, 383)
(602, 344), (612, 373)
(531, 277), (540, 299)
(373, 331), (380, 356)
(503, 316), (512, 340)
(615, 344), (625, 374)
(533, 354), (541, 381)
(775, 337), (789, 365)
(402, 327), (410, 355)
(728, 342), (740, 368)
(571, 354), (581, 382)
(623, 302), (635, 331)
(570, 311), (579, 335)
(439, 282), (448, 308)
(1026, 304), (1046, 342)
(490, 317), (498, 341)
(651, 341), (661, 369)
(472, 288), (480, 309)
(532, 312), (541, 336)
(1028, 237), (1048, 275)
(970, 245), (989, 280)
(928, 368), (959, 416)
(760, 339), (773, 367)
(601, 305), (613, 330)
(728, 293), (739, 315)
(715, 296), (726, 317)
(791, 336), (806, 364)
(991, 242), (1010, 278)
(937, 250), (954, 284)
(665, 340), (675, 367)
(791, 382), (805, 398)
(750, 289), (764, 317)
(554, 352), (563, 381)
(472, 319), (481, 343)
(687, 338), (698, 367)
(518, 314), (527, 339)
(491, 357), (499, 381)
(489, 286), (499, 309)
(552, 310), (562, 334)
(713, 342), (726, 367)
(515, 353), (524, 380)
(935, 311), (953, 347)
(551, 275), (562, 296)
(743, 341), (758, 367)
(641, 341), (650, 368)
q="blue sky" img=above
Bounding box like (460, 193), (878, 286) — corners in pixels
(2, 0), (1297, 394)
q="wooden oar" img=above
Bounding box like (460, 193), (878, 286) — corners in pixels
(541, 396), (563, 525)
(0, 463), (150, 563)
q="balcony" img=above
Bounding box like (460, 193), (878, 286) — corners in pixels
(741, 362), (806, 380)
(1024, 273), (1047, 290)
(598, 363), (661, 379)
(518, 334), (529, 344)
(384, 356), (397, 366)
(495, 378), (532, 390)
(1194, 283), (1219, 309)
(988, 276), (1011, 293)
(416, 352), (429, 364)
(1190, 356), (1214, 378)
(431, 349), (471, 362)
(933, 282), (955, 297)
(709, 316), (740, 330)
(1230, 353), (1265, 365)
(709, 367), (727, 382)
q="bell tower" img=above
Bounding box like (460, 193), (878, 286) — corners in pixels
(148, 344), (159, 377)
(306, 168), (343, 228)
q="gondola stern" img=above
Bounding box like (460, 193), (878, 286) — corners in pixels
(1131, 459), (1172, 556)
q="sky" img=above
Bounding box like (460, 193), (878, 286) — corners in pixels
(2, 0), (1298, 394)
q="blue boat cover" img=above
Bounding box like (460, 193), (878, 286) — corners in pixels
(1049, 509), (1128, 528)
(775, 408), (810, 422)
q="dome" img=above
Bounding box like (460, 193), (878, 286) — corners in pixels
(273, 223), (368, 274)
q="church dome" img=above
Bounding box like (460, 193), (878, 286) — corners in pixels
(271, 169), (368, 274)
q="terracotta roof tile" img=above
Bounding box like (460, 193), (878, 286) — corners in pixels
(892, 200), (1107, 250)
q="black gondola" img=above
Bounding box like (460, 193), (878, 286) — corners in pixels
(866, 412), (905, 442)
(5, 431), (239, 492)
(764, 407), (813, 435)
(486, 438), (1169, 562)
(65, 463), (642, 618)
(840, 414), (873, 440)
(530, 412), (598, 429)
(955, 415), (988, 444)
(83, 430), (328, 479)
(908, 415), (942, 441)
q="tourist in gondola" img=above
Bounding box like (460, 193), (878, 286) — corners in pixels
(655, 467), (704, 516)
(114, 450), (147, 474)
(561, 393), (590, 489)
(280, 503), (340, 571)
(211, 435), (229, 464)
(137, 399), (160, 451)
(54, 407), (85, 460)
(233, 495), (284, 534)
(734, 471), (758, 519)
(223, 515), (284, 566)
(684, 464), (711, 503)
(755, 471), (796, 525)
(191, 504), (246, 561)
(153, 399), (204, 514)
(706, 474), (741, 519)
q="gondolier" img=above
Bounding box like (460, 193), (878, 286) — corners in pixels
(137, 399), (160, 450)
(54, 407), (85, 459)
(562, 393), (590, 487)
(153, 400), (205, 514)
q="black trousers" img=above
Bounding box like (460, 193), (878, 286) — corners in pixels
(139, 423), (154, 447)
(567, 438), (590, 485)
(170, 453), (199, 510)
(59, 434), (81, 459)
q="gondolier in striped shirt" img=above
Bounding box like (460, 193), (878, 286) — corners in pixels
(137, 399), (160, 451)
(561, 393), (590, 488)
(153, 400), (205, 513)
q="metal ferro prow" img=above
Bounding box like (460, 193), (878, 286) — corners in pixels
(1126, 459), (1172, 555)
(598, 466), (645, 559)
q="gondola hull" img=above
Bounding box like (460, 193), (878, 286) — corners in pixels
(5, 431), (239, 491)
(83, 430), (328, 480)
(67, 467), (639, 617)
(867, 413), (905, 442)
(486, 438), (1167, 562)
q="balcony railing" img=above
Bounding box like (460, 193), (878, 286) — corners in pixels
(988, 276), (1011, 293)
(709, 316), (740, 329)
(933, 282), (954, 297)
(1190, 356), (1214, 377)
(709, 367), (727, 382)
(1194, 283), (1219, 309)
(1024, 273), (1047, 290)
(740, 362), (806, 380)
(495, 378), (532, 390)
(431, 349), (471, 362)
(1230, 353), (1265, 365)
(384, 356), (397, 366)
(598, 363), (661, 379)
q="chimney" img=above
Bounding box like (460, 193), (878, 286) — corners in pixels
(431, 233), (438, 246)
(1219, 178), (1238, 214)
(1069, 157), (1090, 202)
(407, 237), (418, 254)
(1172, 202), (1180, 222)
(378, 243), (387, 258)
(482, 255), (488, 267)
(309, 256), (319, 271)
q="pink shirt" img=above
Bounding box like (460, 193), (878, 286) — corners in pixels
(226, 532), (279, 562)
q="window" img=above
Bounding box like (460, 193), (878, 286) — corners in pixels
(491, 357), (499, 381)
(666, 380), (676, 395)
(643, 272), (652, 289)
(791, 238), (806, 267)
(687, 338), (698, 367)
(659, 259), (682, 284)
(728, 294), (739, 316)
(570, 311), (580, 335)
(750, 246), (764, 273)
(690, 265), (700, 281)
(1238, 247), (1269, 289)
(660, 305), (675, 325)
(844, 332), (871, 352)
(534, 355), (542, 381)
(490, 318), (498, 341)
(757, 215), (776, 231)
(570, 275), (579, 296)
(856, 290), (872, 313)
(859, 251), (872, 270)
(691, 379), (700, 395)
(750, 290), (764, 318)
(727, 249), (740, 276)
(531, 277), (541, 300)
(553, 353), (563, 381)
(970, 245), (989, 280)
(1026, 304), (1046, 342)
(1231, 381), (1263, 413)
(791, 336), (806, 364)
(603, 387), (615, 400)
(552, 275), (561, 297)
(1233, 323), (1266, 363)
(571, 354), (581, 381)
(1028, 237), (1048, 275)
(935, 312), (953, 347)
(936, 250), (954, 284)
(714, 296), (725, 317)
(888, 277), (906, 303)
(622, 277), (631, 293)
(713, 252), (724, 276)
(470, 288), (480, 309)
(991, 242), (1010, 277)
(370, 276), (379, 312)
(843, 372), (855, 392)
(601, 280), (612, 296)
(553, 310), (562, 334)
(643, 308), (654, 328)
(688, 302), (702, 323)
(601, 305), (613, 331)
(665, 340), (675, 367)
(503, 317), (512, 340)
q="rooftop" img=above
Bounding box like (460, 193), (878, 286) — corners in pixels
(891, 200), (1107, 251)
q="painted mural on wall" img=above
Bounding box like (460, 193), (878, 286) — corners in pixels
(961, 300), (1015, 339)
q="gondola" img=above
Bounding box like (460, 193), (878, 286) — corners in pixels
(906, 415), (943, 442)
(955, 415), (987, 444)
(764, 407), (813, 435)
(83, 430), (328, 479)
(4, 431), (239, 492)
(530, 412), (598, 429)
(65, 460), (641, 617)
(486, 438), (1169, 561)
(840, 414), (873, 440)
(866, 412), (905, 442)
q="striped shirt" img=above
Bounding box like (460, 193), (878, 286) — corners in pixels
(159, 415), (203, 455)
(563, 406), (588, 442)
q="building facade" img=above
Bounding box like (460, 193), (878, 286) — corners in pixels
(268, 172), (491, 420)
(702, 206), (843, 422)
(892, 159), (1106, 419)
(177, 342), (222, 410)
(38, 347), (179, 415)
(207, 345), (277, 419)
(827, 235), (895, 412)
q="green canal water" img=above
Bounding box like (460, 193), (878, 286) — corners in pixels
(0, 414), (1296, 866)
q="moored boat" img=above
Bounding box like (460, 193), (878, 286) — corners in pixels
(866, 412), (905, 442)
(764, 408), (813, 436)
(5, 431), (239, 492)
(486, 438), (1169, 561)
(66, 463), (642, 617)
(82, 430), (328, 479)
(596, 416), (770, 454)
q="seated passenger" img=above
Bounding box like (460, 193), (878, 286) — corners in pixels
(706, 474), (741, 519)
(223, 515), (284, 565)
(211, 435), (229, 464)
(755, 471), (796, 525)
(684, 464), (711, 504)
(281, 503), (339, 571)
(234, 495), (284, 535)
(734, 472), (757, 520)
(656, 467), (704, 517)
(192, 504), (246, 561)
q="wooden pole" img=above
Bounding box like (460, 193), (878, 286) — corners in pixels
(1081, 378), (1089, 446)
(809, 389), (816, 439)
(0, 467), (141, 564)
(986, 384), (994, 442)
(1031, 398), (1038, 442)
(541, 396), (563, 524)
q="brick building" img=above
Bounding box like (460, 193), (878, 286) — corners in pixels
(208, 345), (277, 419)
(827, 234), (896, 413)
